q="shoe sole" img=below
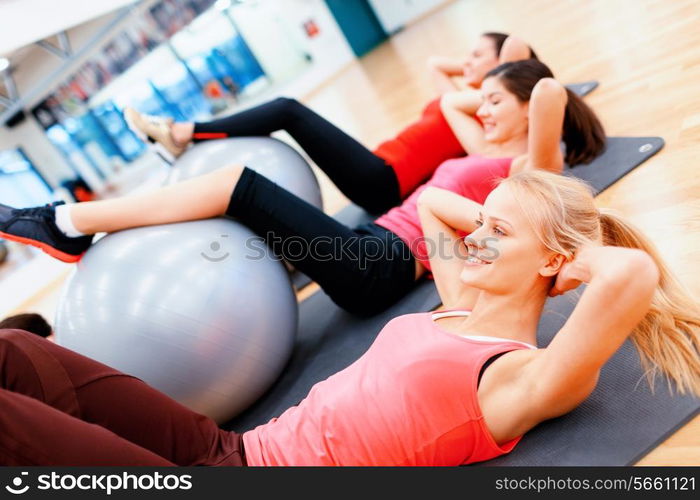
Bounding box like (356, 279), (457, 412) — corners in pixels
(123, 111), (177, 165)
(0, 230), (85, 263)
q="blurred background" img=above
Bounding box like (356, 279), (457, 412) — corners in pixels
(0, 0), (448, 313)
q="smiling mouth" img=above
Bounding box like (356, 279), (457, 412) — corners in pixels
(466, 255), (492, 266)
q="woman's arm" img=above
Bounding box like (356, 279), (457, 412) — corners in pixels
(521, 78), (567, 174)
(525, 246), (659, 418)
(499, 36), (533, 64)
(440, 89), (489, 154)
(417, 187), (483, 309)
(427, 55), (467, 94)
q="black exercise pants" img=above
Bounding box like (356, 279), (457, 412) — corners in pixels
(227, 168), (417, 316)
(194, 97), (401, 214)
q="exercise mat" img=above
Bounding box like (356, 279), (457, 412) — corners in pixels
(566, 80), (599, 97)
(566, 136), (664, 194)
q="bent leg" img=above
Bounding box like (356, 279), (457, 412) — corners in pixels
(0, 329), (245, 466)
(193, 97), (401, 213)
(227, 168), (416, 315)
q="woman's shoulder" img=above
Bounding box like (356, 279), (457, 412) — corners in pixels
(508, 154), (528, 174)
(377, 312), (428, 331)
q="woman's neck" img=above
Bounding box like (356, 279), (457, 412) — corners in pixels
(482, 134), (528, 158)
(455, 289), (547, 346)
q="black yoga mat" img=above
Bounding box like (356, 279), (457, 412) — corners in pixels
(225, 134), (691, 465)
(566, 80), (599, 97)
(565, 136), (664, 194)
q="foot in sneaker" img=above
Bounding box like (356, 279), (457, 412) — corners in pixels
(0, 202), (93, 263)
(123, 107), (187, 163)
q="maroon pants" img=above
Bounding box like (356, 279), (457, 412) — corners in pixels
(0, 329), (246, 466)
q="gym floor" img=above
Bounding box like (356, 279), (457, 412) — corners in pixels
(11, 0), (700, 464)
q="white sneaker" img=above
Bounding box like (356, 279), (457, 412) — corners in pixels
(123, 107), (187, 163)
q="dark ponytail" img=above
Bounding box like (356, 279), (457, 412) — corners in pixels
(562, 88), (606, 165)
(486, 59), (605, 166)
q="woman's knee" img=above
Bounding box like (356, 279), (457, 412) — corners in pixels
(0, 330), (42, 389)
(0, 329), (34, 353)
(272, 96), (303, 113)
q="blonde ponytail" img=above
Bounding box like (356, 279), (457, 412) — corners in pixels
(599, 209), (700, 396)
(503, 171), (700, 397)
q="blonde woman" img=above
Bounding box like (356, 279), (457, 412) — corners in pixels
(0, 170), (697, 465)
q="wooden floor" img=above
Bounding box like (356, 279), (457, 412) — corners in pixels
(5, 0), (700, 465)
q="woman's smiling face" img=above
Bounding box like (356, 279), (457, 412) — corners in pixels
(462, 35), (501, 87)
(476, 76), (530, 144)
(460, 183), (553, 295)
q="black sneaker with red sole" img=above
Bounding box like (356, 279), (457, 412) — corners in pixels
(0, 201), (93, 263)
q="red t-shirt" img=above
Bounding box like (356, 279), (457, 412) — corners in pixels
(242, 310), (535, 466)
(373, 98), (466, 197)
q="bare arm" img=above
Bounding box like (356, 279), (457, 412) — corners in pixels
(499, 36), (533, 64)
(427, 55), (467, 94)
(526, 246), (660, 418)
(440, 89), (489, 154)
(417, 187), (483, 309)
(521, 78), (567, 174)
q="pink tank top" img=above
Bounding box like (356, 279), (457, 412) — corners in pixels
(374, 155), (512, 269)
(242, 310), (536, 466)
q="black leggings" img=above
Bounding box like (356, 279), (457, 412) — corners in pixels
(194, 97), (402, 214)
(227, 168), (417, 316)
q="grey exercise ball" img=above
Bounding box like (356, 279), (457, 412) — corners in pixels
(54, 218), (297, 423)
(168, 137), (323, 210)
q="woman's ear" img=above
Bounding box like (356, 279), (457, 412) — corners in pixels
(539, 253), (566, 277)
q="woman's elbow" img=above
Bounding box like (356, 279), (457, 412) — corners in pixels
(607, 249), (660, 296)
(500, 36), (532, 63)
(532, 78), (567, 104)
(417, 187), (437, 206)
(628, 250), (660, 291)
